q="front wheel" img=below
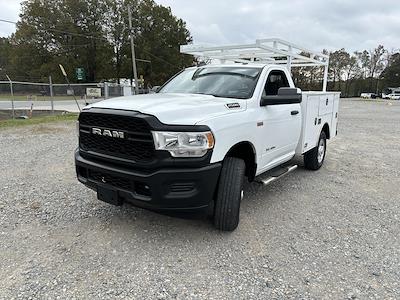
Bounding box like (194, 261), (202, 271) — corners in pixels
(213, 157), (245, 231)
(304, 131), (327, 170)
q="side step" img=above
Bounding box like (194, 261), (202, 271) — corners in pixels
(256, 165), (298, 186)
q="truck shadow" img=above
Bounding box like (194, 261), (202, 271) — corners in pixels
(97, 156), (310, 236)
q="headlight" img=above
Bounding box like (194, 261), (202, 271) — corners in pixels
(152, 131), (215, 157)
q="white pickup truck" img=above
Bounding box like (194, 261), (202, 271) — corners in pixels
(75, 39), (340, 231)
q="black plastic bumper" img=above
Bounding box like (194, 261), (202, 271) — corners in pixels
(75, 150), (222, 211)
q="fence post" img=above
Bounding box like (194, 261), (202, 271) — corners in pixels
(5, 75), (15, 119)
(49, 76), (54, 114)
(104, 82), (109, 99)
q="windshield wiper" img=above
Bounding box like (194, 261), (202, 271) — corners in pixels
(189, 92), (249, 99)
(192, 72), (256, 80)
(205, 93), (248, 99)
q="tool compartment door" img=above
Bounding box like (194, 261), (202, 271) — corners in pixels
(319, 94), (334, 116)
(330, 94), (340, 138)
(301, 94), (321, 153)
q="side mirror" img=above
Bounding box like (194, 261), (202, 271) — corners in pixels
(150, 86), (161, 93)
(261, 87), (302, 106)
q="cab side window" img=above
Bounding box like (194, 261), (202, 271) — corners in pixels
(263, 71), (290, 96)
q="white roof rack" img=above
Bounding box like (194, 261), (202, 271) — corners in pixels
(181, 38), (330, 91)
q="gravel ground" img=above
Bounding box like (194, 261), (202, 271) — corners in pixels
(0, 99), (399, 299)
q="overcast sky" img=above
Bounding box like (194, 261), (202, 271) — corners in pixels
(1, 0), (399, 52)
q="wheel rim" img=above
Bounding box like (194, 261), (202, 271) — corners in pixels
(317, 138), (325, 164)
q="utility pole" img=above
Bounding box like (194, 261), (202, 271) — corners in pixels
(128, 5), (140, 95)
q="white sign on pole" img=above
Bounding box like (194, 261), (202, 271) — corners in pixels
(86, 87), (102, 98)
(123, 86), (133, 96)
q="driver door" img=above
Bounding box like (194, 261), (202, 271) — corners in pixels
(259, 70), (302, 171)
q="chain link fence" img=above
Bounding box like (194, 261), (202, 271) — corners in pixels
(0, 79), (150, 120)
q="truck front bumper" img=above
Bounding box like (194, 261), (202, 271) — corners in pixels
(75, 150), (221, 211)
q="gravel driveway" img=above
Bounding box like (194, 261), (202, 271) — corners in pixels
(0, 99), (399, 299)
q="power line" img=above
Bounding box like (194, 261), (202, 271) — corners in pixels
(0, 18), (104, 41)
(0, 18), (179, 69)
(142, 49), (176, 67)
(0, 19), (16, 25)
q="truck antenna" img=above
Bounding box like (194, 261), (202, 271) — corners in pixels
(59, 64), (81, 112)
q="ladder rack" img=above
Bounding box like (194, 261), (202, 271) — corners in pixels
(180, 38), (330, 91)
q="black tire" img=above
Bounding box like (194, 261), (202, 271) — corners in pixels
(213, 157), (246, 231)
(304, 131), (327, 170)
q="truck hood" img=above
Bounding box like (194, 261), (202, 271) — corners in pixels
(85, 93), (246, 125)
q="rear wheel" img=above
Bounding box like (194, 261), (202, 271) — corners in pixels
(304, 131), (327, 170)
(213, 157), (245, 231)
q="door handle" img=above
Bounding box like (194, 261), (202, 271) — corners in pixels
(291, 110), (299, 115)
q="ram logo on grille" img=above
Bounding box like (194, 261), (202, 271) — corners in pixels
(92, 128), (125, 139)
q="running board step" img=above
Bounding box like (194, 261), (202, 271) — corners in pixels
(257, 165), (298, 186)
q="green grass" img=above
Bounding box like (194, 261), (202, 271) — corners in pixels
(0, 113), (78, 129)
(0, 95), (80, 101)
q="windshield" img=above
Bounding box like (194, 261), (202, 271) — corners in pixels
(158, 67), (262, 99)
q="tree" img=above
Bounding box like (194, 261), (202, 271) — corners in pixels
(355, 50), (370, 79)
(8, 0), (112, 82)
(0, 37), (12, 77)
(121, 0), (193, 85)
(381, 52), (400, 88)
(369, 45), (386, 78)
(104, 0), (131, 83)
(6, 0), (193, 84)
(328, 48), (350, 91)
(290, 51), (325, 91)
(368, 45), (386, 91)
(342, 54), (361, 97)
